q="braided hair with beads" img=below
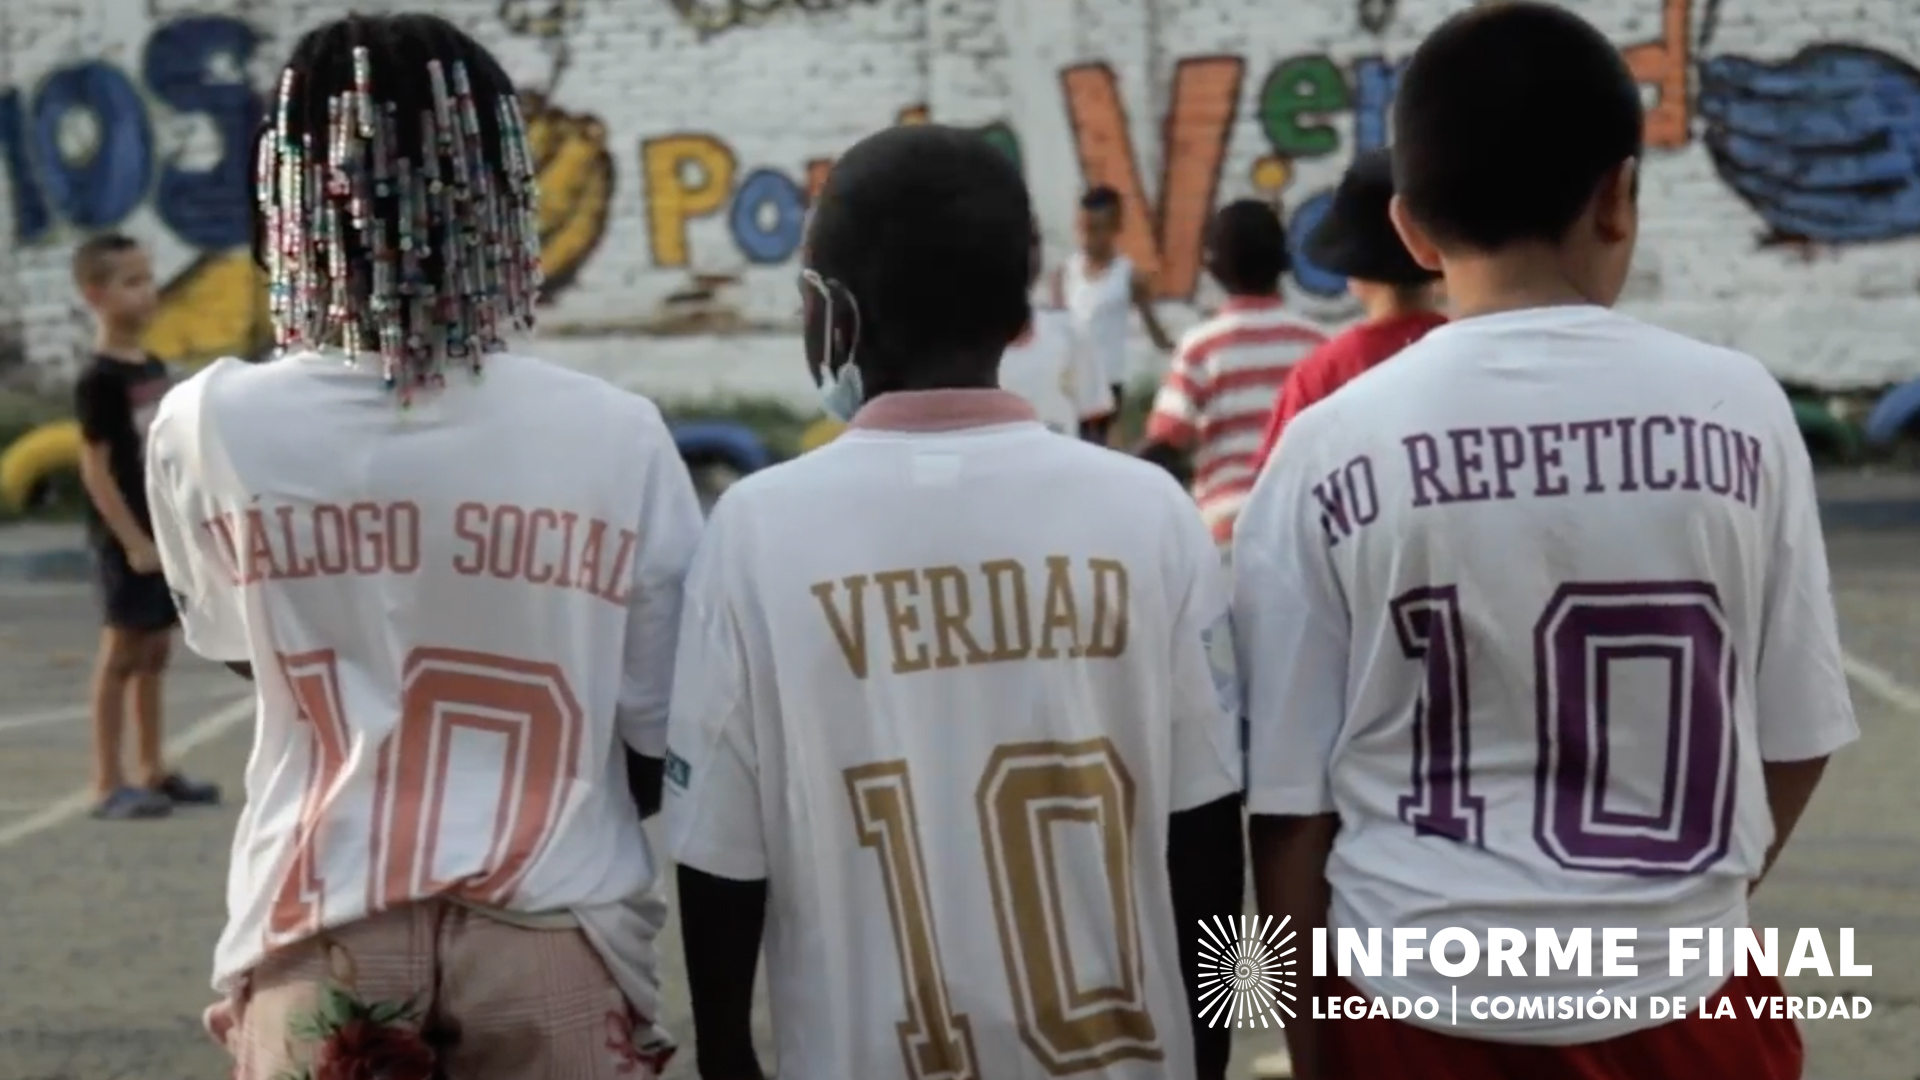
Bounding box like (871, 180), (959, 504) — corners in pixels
(256, 13), (541, 406)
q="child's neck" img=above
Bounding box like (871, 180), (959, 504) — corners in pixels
(1438, 249), (1602, 320)
(94, 329), (145, 363)
(1360, 291), (1431, 323)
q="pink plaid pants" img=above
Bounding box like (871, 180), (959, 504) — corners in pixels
(206, 901), (673, 1080)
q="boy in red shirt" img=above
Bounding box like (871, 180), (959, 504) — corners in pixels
(1250, 149), (1444, 472)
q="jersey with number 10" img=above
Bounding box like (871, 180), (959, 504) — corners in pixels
(663, 409), (1242, 1080)
(145, 352), (703, 1008)
(1235, 307), (1858, 1044)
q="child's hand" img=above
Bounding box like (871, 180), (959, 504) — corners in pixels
(127, 539), (163, 574)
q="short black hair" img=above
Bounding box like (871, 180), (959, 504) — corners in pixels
(1392, 2), (1643, 251)
(1080, 185), (1122, 214)
(808, 124), (1031, 368)
(1206, 200), (1289, 294)
(72, 233), (141, 288)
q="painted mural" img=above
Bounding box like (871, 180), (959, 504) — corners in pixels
(0, 0), (1914, 388)
(0, 5), (616, 368)
(614, 0), (1920, 297)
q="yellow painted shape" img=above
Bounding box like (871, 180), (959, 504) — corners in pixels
(143, 250), (271, 367)
(527, 96), (615, 293)
(1, 420), (81, 510)
(799, 417), (846, 453)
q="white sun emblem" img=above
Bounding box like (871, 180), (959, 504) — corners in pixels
(1195, 915), (1299, 1028)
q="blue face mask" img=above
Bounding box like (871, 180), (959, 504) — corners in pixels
(801, 268), (864, 422)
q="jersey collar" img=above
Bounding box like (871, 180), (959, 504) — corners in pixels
(848, 389), (1038, 432)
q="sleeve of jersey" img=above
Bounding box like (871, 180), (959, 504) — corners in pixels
(616, 414), (707, 758)
(1232, 428), (1351, 816)
(661, 506), (768, 881)
(1167, 502), (1245, 812)
(144, 386), (249, 662)
(1753, 426), (1859, 762)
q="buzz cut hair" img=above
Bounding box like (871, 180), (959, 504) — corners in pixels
(71, 233), (141, 289)
(1391, 1), (1644, 251)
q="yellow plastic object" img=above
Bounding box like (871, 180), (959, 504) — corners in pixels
(799, 417), (846, 453)
(0, 419), (81, 511)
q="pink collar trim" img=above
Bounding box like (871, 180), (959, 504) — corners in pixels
(847, 389), (1038, 432)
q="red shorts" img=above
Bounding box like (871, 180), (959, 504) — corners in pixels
(1320, 970), (1803, 1080)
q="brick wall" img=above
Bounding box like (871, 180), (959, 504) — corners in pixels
(1, 0), (1916, 403)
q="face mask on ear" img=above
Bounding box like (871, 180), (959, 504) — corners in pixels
(801, 268), (865, 422)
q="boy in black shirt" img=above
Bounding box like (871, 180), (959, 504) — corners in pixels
(71, 234), (219, 820)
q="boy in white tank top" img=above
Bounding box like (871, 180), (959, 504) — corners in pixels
(1053, 186), (1174, 443)
(1003, 221), (1114, 432)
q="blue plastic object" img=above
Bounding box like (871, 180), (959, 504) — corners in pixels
(671, 421), (773, 473)
(1864, 379), (1920, 446)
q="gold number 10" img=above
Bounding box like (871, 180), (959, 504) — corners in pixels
(843, 737), (1165, 1079)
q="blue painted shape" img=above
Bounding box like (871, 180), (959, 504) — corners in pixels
(0, 87), (51, 242)
(144, 16), (263, 250)
(728, 168), (807, 265)
(1864, 377), (1920, 445)
(1350, 55), (1403, 154)
(673, 421), (773, 472)
(1698, 44), (1920, 243)
(1288, 189), (1346, 298)
(33, 61), (153, 229)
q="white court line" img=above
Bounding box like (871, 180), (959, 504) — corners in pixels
(0, 653), (1906, 851)
(0, 687), (241, 734)
(0, 703), (96, 734)
(1842, 650), (1920, 716)
(0, 694), (253, 850)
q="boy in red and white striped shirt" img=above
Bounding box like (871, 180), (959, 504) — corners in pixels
(1143, 200), (1324, 546)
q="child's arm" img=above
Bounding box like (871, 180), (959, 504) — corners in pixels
(74, 371), (157, 567)
(1131, 270), (1175, 352)
(1749, 398), (1859, 893)
(78, 443), (159, 570)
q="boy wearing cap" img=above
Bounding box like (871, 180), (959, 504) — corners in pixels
(1250, 149), (1445, 472)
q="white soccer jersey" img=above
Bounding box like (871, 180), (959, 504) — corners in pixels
(1000, 308), (1114, 433)
(1234, 306), (1858, 1044)
(662, 394), (1242, 1080)
(145, 351), (703, 1021)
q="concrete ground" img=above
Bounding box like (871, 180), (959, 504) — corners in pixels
(0, 524), (1914, 1080)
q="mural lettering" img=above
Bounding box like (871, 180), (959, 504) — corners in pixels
(641, 107), (1020, 268)
(0, 0), (1912, 384)
(1051, 0), (1918, 301)
(0, 15), (259, 249)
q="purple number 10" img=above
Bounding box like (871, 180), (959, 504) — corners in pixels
(1390, 581), (1739, 876)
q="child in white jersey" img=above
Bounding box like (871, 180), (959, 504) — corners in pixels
(664, 123), (1247, 1080)
(1235, 5), (1855, 1078)
(147, 15), (692, 1079)
(1056, 185), (1174, 444)
(1002, 221), (1113, 433)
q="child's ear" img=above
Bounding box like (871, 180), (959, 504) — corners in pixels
(1593, 158), (1638, 244)
(1388, 195), (1443, 272)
